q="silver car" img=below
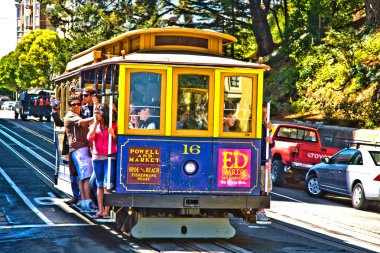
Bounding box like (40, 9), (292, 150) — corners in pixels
(306, 144), (380, 210)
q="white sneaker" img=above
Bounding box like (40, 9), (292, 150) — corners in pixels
(82, 201), (98, 213)
(256, 210), (271, 224)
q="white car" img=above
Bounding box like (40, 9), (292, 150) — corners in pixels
(1, 101), (15, 110)
(306, 144), (380, 210)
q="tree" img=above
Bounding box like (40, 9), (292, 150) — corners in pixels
(365, 0), (380, 27)
(283, 0), (363, 61)
(0, 52), (18, 90)
(247, 0), (277, 56)
(175, 0), (280, 58)
(13, 29), (70, 89)
(42, 0), (176, 53)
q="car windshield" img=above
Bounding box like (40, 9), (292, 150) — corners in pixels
(369, 151), (380, 166)
(330, 149), (357, 164)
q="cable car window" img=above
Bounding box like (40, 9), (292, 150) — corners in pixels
(223, 76), (253, 133)
(177, 74), (209, 130)
(129, 72), (161, 130)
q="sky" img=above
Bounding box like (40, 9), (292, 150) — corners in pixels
(0, 0), (17, 58)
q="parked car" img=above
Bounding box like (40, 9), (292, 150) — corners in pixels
(1, 101), (16, 110)
(269, 123), (341, 186)
(305, 143), (380, 210)
(0, 96), (10, 106)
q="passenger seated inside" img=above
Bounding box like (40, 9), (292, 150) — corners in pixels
(129, 105), (140, 129)
(177, 107), (190, 129)
(223, 110), (236, 132)
(138, 101), (160, 129)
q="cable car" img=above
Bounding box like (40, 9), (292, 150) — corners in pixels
(53, 27), (270, 238)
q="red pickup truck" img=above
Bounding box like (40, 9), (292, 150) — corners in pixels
(270, 123), (341, 186)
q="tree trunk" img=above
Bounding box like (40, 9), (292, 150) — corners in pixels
(366, 0), (380, 27)
(248, 0), (276, 57)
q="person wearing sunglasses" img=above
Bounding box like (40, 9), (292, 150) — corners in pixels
(80, 87), (100, 208)
(51, 97), (80, 205)
(64, 95), (95, 212)
(81, 87), (96, 119)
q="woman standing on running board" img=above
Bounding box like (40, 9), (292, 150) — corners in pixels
(88, 104), (118, 219)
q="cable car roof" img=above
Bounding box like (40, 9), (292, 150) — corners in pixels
(72, 27), (238, 60)
(54, 52), (269, 82)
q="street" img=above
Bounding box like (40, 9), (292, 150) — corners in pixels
(0, 110), (379, 253)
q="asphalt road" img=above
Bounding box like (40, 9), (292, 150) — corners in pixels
(0, 109), (379, 253)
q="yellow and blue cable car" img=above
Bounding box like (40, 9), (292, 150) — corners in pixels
(53, 27), (270, 238)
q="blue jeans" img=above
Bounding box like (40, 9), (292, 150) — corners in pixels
(93, 159), (116, 189)
(89, 171), (98, 197)
(70, 175), (80, 200)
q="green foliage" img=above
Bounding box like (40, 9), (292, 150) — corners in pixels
(233, 28), (258, 60)
(42, 0), (175, 53)
(265, 56), (299, 115)
(0, 52), (18, 89)
(291, 28), (380, 128)
(11, 30), (70, 89)
(283, 0), (363, 57)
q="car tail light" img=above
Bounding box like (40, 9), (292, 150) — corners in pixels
(291, 147), (299, 157)
(374, 174), (380, 181)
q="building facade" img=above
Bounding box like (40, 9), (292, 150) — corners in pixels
(15, 0), (55, 43)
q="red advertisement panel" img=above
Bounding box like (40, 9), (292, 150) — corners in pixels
(218, 148), (251, 187)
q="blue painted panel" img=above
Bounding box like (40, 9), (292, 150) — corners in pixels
(116, 136), (170, 193)
(115, 136), (261, 196)
(168, 139), (213, 192)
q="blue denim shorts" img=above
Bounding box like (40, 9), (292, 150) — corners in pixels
(71, 147), (93, 181)
(93, 159), (116, 189)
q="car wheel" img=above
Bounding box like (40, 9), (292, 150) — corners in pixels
(306, 174), (324, 197)
(271, 160), (285, 186)
(46, 115), (51, 122)
(352, 183), (370, 210)
(21, 115), (27, 120)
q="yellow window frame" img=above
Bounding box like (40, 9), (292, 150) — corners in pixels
(171, 68), (215, 137)
(218, 71), (261, 139)
(120, 65), (168, 136)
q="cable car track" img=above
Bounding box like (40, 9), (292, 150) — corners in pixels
(9, 120), (55, 144)
(0, 121), (55, 185)
(270, 220), (372, 253)
(0, 116), (379, 252)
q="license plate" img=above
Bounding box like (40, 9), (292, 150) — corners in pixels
(24, 111), (29, 115)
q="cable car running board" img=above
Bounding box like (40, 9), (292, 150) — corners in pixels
(131, 217), (235, 238)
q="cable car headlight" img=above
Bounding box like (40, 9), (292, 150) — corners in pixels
(183, 160), (198, 175)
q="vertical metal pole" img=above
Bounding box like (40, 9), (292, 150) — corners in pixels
(94, 69), (99, 115)
(101, 67), (108, 105)
(106, 65), (116, 190)
(264, 101), (270, 193)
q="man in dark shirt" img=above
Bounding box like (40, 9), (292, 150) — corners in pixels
(81, 87), (96, 118)
(80, 86), (99, 206)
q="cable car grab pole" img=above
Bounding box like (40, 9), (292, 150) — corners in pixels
(265, 101), (270, 193)
(106, 65), (116, 190)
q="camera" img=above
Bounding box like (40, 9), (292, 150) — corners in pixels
(50, 98), (61, 107)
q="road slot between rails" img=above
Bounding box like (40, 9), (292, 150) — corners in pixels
(0, 125), (55, 163)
